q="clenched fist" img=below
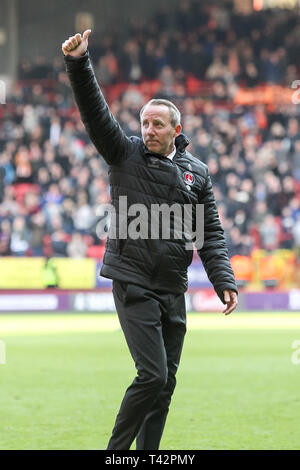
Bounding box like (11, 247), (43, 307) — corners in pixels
(62, 29), (92, 57)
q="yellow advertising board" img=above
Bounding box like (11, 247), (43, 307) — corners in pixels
(51, 258), (95, 289)
(0, 257), (45, 288)
(0, 257), (96, 289)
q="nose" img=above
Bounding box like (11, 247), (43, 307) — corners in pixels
(146, 124), (155, 136)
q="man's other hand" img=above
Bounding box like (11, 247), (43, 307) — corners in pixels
(222, 290), (238, 315)
(62, 29), (91, 57)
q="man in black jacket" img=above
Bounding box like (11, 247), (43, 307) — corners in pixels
(62, 30), (238, 450)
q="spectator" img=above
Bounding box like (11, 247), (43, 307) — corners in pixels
(0, 3), (299, 260)
(61, 198), (75, 234)
(73, 190), (95, 233)
(0, 219), (12, 255)
(49, 215), (68, 257)
(259, 214), (280, 252)
(10, 216), (30, 256)
(0, 152), (15, 184)
(95, 51), (119, 85)
(67, 233), (87, 258)
(226, 226), (244, 258)
(14, 146), (33, 183)
(29, 211), (47, 256)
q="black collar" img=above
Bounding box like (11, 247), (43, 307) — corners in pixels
(143, 133), (189, 157)
(175, 133), (190, 151)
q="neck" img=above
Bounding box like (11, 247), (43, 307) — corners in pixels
(164, 144), (176, 157)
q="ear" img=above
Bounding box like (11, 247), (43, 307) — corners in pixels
(174, 124), (182, 138)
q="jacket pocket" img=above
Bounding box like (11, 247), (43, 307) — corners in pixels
(125, 283), (143, 305)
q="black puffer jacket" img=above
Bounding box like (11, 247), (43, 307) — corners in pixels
(64, 51), (238, 303)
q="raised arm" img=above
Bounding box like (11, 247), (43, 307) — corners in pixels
(62, 30), (131, 165)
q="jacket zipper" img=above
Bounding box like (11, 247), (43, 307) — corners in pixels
(151, 155), (180, 280)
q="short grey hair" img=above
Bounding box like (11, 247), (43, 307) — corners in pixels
(140, 99), (181, 128)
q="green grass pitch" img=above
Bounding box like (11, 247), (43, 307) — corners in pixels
(0, 311), (300, 450)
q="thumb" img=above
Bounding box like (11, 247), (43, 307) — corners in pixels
(82, 29), (92, 42)
(223, 290), (230, 303)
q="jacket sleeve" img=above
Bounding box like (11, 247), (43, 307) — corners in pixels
(63, 51), (131, 165)
(197, 167), (238, 304)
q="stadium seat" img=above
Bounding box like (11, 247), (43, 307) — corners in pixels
(87, 244), (105, 259)
(230, 255), (254, 287)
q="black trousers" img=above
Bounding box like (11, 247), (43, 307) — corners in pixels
(107, 280), (186, 450)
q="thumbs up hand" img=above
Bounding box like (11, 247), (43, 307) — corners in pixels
(62, 29), (92, 57)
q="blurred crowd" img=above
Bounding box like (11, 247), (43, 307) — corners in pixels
(18, 1), (300, 88)
(1, 1), (300, 259)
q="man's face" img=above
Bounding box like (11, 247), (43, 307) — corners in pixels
(141, 105), (181, 156)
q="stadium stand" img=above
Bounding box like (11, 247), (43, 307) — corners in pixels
(0, 2), (299, 289)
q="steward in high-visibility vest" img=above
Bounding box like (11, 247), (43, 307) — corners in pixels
(42, 258), (58, 288)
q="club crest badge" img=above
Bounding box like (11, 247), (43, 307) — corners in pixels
(183, 171), (195, 186)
